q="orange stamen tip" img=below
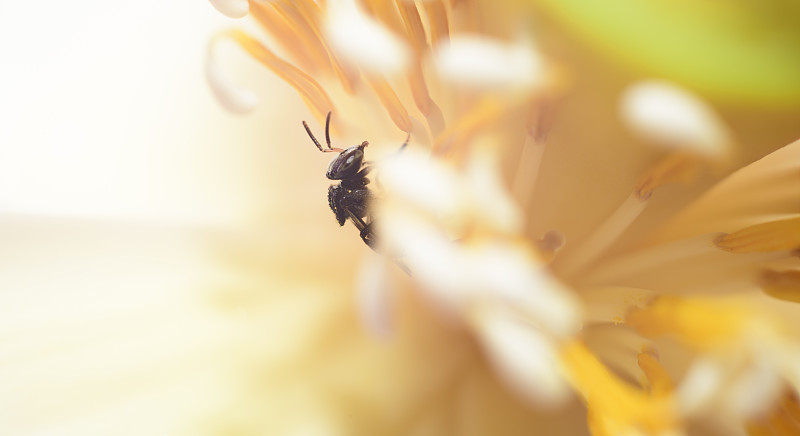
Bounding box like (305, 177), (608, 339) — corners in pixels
(714, 217), (800, 254)
(759, 269), (800, 303)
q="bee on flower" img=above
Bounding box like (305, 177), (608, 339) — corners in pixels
(207, 0), (800, 435)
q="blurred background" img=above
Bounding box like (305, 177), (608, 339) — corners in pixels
(0, 0), (799, 435)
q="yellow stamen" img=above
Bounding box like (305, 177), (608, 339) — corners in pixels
(768, 411), (800, 436)
(432, 98), (504, 155)
(782, 391), (800, 425)
(635, 152), (701, 200)
(361, 0), (406, 36)
(637, 351), (673, 396)
(424, 0), (451, 46)
(586, 409), (622, 436)
(293, 0), (360, 94)
(273, 1), (334, 77)
(626, 297), (753, 349)
(745, 422), (772, 436)
(249, 2), (318, 74)
(650, 138), (800, 245)
(716, 217), (800, 254)
(395, 0), (428, 51)
(561, 341), (677, 433)
(760, 269), (800, 303)
(407, 63), (432, 116)
(425, 100), (446, 139)
(449, 0), (480, 33)
(364, 76), (413, 133)
(220, 29), (335, 122)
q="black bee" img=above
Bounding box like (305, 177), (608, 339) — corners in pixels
(303, 112), (378, 248)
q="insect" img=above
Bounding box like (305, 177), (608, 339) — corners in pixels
(303, 112), (378, 249)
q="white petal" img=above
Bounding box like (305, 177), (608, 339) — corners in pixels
(433, 34), (544, 92)
(379, 212), (581, 337)
(723, 361), (783, 419)
(620, 80), (731, 158)
(379, 148), (463, 218)
(324, 0), (411, 75)
(474, 309), (570, 406)
(208, 0), (249, 19)
(468, 243), (581, 338)
(355, 252), (393, 338)
(676, 358), (727, 416)
(205, 40), (258, 114)
(378, 212), (469, 315)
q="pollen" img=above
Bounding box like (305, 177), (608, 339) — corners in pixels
(626, 296), (757, 349)
(561, 341), (678, 435)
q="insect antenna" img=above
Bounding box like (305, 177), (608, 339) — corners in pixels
(303, 112), (343, 153)
(324, 111), (332, 149)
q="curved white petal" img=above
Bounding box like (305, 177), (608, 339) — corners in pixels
(474, 309), (570, 406)
(356, 252), (393, 338)
(433, 34), (544, 92)
(620, 80), (731, 158)
(324, 0), (411, 75)
(205, 39), (258, 114)
(208, 0), (249, 19)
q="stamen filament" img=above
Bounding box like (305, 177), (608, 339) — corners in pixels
(273, 0), (337, 76)
(364, 76), (413, 133)
(249, 1), (320, 74)
(293, 0), (360, 94)
(450, 0), (480, 33)
(515, 99), (558, 217)
(716, 216), (800, 253)
(559, 152), (708, 277)
(408, 64), (433, 116)
(555, 193), (648, 277)
(513, 136), (545, 211)
(580, 233), (723, 285)
(424, 0), (451, 46)
(361, 0), (406, 36)
(650, 138), (800, 245)
(635, 152), (701, 200)
(220, 29), (335, 121)
(432, 98), (504, 155)
(395, 0), (429, 51)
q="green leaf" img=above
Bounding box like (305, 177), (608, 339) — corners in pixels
(529, 0), (800, 107)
